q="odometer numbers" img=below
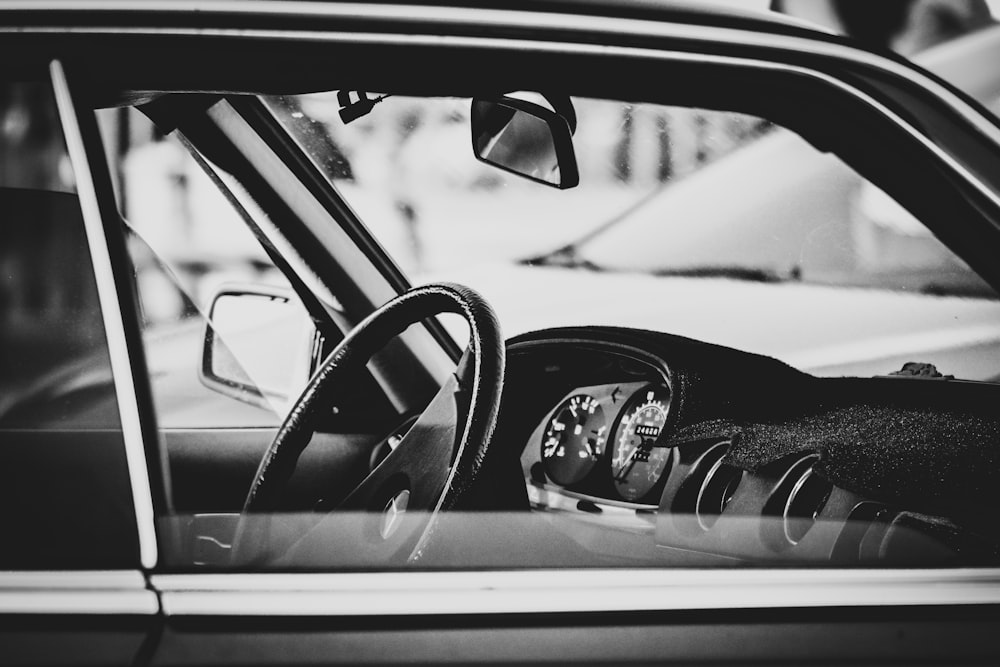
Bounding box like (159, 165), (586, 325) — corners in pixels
(541, 394), (608, 486)
(611, 386), (673, 501)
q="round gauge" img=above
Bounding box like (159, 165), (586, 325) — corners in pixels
(610, 386), (674, 501)
(541, 394), (609, 486)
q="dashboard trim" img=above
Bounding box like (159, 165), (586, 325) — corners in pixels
(526, 483), (657, 534)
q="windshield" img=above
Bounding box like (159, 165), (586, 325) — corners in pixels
(268, 94), (1000, 382)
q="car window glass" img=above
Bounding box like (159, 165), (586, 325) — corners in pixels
(124, 91), (1000, 574)
(97, 87), (1000, 575)
(98, 100), (426, 571)
(274, 95), (1000, 382)
(0, 81), (138, 569)
(96, 108), (308, 429)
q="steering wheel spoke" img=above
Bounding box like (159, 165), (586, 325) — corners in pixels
(339, 374), (461, 519)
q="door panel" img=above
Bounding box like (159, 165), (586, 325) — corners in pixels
(0, 616), (155, 667)
(165, 429), (381, 513)
(149, 606), (1000, 666)
(0, 431), (138, 570)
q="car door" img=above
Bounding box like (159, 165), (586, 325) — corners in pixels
(20, 4), (1000, 666)
(0, 63), (158, 665)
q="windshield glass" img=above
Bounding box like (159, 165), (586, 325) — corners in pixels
(267, 94), (1000, 382)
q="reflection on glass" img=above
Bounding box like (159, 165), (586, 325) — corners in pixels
(209, 291), (310, 401)
(474, 103), (561, 185)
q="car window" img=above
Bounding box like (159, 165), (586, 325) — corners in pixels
(0, 80), (139, 569)
(120, 89), (996, 574)
(82, 86), (1000, 575)
(92, 103), (411, 567)
(96, 107), (308, 429)
(276, 95), (1000, 381)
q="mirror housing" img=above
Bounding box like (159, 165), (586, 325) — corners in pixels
(199, 284), (317, 412)
(471, 95), (579, 189)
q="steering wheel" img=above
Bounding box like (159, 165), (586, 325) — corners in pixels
(231, 283), (504, 565)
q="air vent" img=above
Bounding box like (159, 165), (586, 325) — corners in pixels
(672, 441), (744, 532)
(832, 504), (961, 565)
(762, 454), (832, 549)
(831, 502), (896, 563)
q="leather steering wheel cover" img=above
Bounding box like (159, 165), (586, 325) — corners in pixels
(233, 282), (504, 564)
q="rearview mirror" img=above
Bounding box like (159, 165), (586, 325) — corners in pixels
(471, 96), (579, 189)
(200, 284), (316, 412)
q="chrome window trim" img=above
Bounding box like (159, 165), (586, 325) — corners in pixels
(0, 571), (158, 615)
(153, 569), (1000, 616)
(51, 61), (158, 570)
(15, 28), (1000, 217)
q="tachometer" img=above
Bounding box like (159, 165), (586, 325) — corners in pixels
(541, 394), (609, 486)
(611, 386), (673, 501)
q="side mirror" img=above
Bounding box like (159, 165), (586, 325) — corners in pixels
(200, 284), (316, 412)
(471, 95), (579, 189)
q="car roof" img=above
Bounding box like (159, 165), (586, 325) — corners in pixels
(0, 0), (834, 39)
(0, 0), (886, 104)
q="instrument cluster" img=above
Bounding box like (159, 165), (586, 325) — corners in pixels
(530, 381), (676, 504)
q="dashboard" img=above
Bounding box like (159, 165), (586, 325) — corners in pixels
(503, 327), (1000, 567)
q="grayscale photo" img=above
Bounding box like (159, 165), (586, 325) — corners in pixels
(2, 0), (1000, 664)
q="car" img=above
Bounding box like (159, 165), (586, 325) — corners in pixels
(2, 1), (1000, 665)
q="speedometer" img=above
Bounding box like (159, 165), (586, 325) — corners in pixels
(610, 386), (674, 501)
(541, 394), (608, 486)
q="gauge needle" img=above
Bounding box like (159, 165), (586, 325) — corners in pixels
(615, 439), (648, 478)
(614, 458), (636, 482)
(614, 444), (644, 481)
